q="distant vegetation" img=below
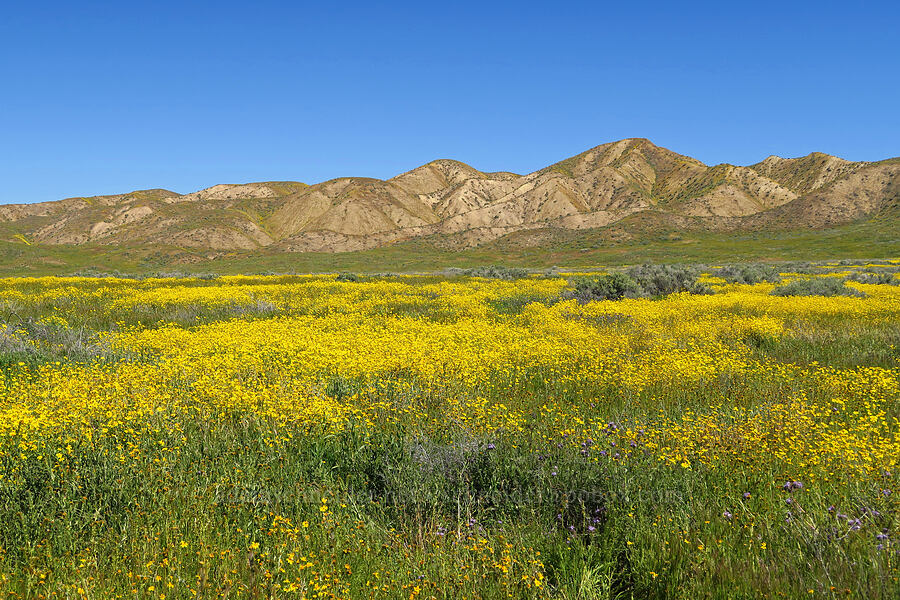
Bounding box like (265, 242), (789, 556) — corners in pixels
(570, 264), (712, 302)
(452, 265), (531, 280)
(771, 277), (868, 298)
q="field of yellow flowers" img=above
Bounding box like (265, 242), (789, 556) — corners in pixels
(0, 263), (898, 599)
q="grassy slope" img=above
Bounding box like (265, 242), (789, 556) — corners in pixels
(1, 211), (898, 275)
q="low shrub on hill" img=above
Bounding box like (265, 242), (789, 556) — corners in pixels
(459, 265), (530, 280)
(571, 272), (642, 302)
(717, 264), (781, 284)
(770, 277), (866, 298)
(570, 265), (712, 302)
(845, 271), (899, 285)
(626, 264), (713, 298)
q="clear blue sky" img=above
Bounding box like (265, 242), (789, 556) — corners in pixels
(2, 1), (898, 204)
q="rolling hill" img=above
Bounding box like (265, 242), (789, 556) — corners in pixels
(1, 139), (897, 271)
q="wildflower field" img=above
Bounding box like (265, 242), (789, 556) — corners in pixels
(0, 262), (899, 598)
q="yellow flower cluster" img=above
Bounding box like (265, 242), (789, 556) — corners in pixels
(1, 273), (898, 480)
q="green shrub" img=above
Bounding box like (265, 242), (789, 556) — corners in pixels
(460, 265), (529, 280)
(626, 264), (712, 298)
(770, 278), (867, 298)
(845, 272), (899, 285)
(571, 273), (642, 302)
(335, 272), (362, 282)
(717, 264), (781, 284)
(778, 261), (818, 274)
(568, 266), (712, 303)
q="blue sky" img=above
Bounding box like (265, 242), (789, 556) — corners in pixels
(1, 1), (898, 204)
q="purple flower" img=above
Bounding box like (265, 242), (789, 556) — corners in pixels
(723, 511), (733, 520)
(827, 505), (836, 513)
(849, 519), (862, 531)
(486, 443), (495, 450)
(836, 513), (848, 520)
(599, 450), (608, 457)
(877, 533), (889, 541)
(588, 525), (596, 532)
(786, 497), (793, 505)
(884, 489), (892, 496)
(743, 492), (751, 500)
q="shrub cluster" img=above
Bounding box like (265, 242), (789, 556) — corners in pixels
(845, 271), (900, 285)
(716, 264), (781, 284)
(570, 264), (712, 302)
(457, 265), (530, 280)
(570, 272), (642, 302)
(770, 278), (867, 298)
(627, 264), (712, 297)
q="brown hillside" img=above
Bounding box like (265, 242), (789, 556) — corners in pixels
(1, 140), (897, 253)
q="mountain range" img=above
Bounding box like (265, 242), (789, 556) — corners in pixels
(2, 138), (898, 254)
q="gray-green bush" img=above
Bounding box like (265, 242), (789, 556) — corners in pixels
(770, 277), (867, 298)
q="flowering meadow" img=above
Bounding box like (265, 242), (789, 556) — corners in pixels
(0, 263), (898, 598)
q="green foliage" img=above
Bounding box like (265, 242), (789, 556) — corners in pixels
(571, 273), (642, 302)
(717, 264), (781, 284)
(458, 265), (530, 280)
(846, 271), (900, 285)
(626, 264), (713, 298)
(568, 265), (712, 303)
(335, 272), (362, 282)
(771, 277), (867, 298)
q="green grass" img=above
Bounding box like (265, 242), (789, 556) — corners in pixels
(1, 213), (898, 277)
